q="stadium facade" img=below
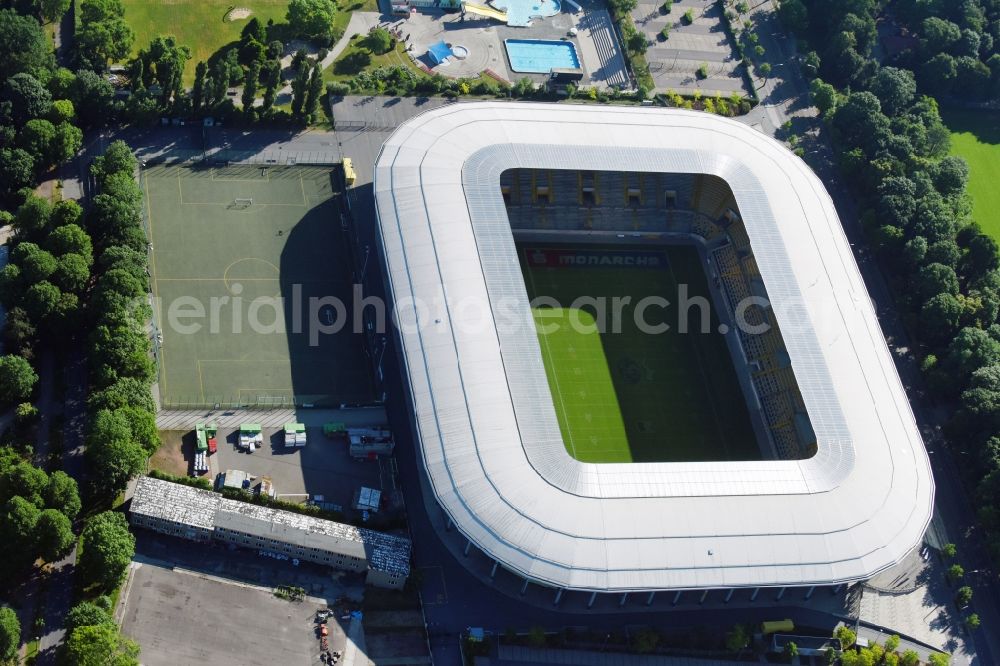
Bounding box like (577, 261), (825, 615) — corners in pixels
(372, 102), (934, 603)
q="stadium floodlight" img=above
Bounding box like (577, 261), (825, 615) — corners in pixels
(373, 102), (933, 594)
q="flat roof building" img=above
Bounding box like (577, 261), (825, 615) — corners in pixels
(372, 102), (934, 602)
(130, 476), (410, 589)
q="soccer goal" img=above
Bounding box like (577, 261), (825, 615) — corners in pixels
(234, 198), (253, 208)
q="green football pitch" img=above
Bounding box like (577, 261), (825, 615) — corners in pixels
(521, 244), (760, 463)
(143, 164), (374, 409)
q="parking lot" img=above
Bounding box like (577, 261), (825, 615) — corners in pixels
(210, 425), (388, 514)
(119, 559), (347, 666)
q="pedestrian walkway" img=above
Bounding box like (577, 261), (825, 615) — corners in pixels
(155, 406), (387, 430)
(496, 645), (745, 665)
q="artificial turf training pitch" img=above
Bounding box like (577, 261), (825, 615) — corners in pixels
(520, 244), (759, 463)
(143, 164), (374, 408)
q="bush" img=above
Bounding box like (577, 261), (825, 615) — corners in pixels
(148, 469), (211, 490)
(15, 402), (39, 424)
(365, 28), (393, 55)
(696, 63), (709, 79)
(327, 82), (350, 97)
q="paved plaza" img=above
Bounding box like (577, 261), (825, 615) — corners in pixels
(119, 560), (348, 666)
(632, 0), (750, 96)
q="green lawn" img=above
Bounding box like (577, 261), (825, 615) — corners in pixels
(943, 108), (1000, 241)
(521, 244), (759, 463)
(324, 36), (426, 84)
(121, 0), (291, 85)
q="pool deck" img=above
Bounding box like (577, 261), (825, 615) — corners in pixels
(397, 0), (628, 89)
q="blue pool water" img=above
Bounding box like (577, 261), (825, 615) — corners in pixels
(494, 0), (560, 26)
(505, 39), (580, 73)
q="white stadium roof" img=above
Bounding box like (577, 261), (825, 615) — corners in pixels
(373, 102), (934, 592)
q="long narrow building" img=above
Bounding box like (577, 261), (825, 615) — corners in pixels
(129, 475), (411, 589)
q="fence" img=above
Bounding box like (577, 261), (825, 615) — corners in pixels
(159, 394), (385, 411)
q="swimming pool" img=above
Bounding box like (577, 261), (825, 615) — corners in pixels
(493, 0), (560, 26)
(505, 39), (580, 73)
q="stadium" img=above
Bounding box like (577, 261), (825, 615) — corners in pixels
(372, 102), (934, 603)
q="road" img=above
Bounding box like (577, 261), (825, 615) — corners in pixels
(34, 352), (88, 664)
(739, 3), (996, 664)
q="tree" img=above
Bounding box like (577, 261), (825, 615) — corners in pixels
(835, 625), (857, 649)
(942, 542), (957, 558)
(928, 654), (950, 666)
(965, 613), (980, 630)
(119, 406), (159, 454)
(51, 121), (83, 165)
(778, 0), (807, 33)
(77, 0), (135, 70)
(23, 280), (63, 323)
(0, 354), (38, 404)
(49, 98), (76, 124)
(304, 64), (323, 119)
(79, 511), (135, 590)
(241, 60), (260, 118)
(66, 600), (113, 631)
(2, 72), (53, 124)
(962, 234), (1000, 278)
(86, 420), (148, 496)
(18, 244), (59, 283)
(810, 78), (838, 115)
(136, 36), (191, 105)
(18, 118), (58, 169)
(945, 327), (1000, 389)
(89, 377), (156, 412)
(46, 470), (81, 519)
(0, 148), (36, 195)
(884, 634), (900, 654)
(724, 624), (749, 651)
(191, 61), (207, 111)
(947, 563), (965, 582)
(900, 650), (920, 666)
(0, 8), (52, 76)
(0, 460), (49, 508)
(921, 292), (963, 344)
(0, 607), (20, 662)
(260, 60), (280, 114)
(869, 66), (916, 116)
(36, 509), (74, 560)
(0, 495), (41, 563)
(240, 16), (266, 44)
(65, 623), (139, 666)
(286, 0), (336, 42)
(54, 253), (91, 293)
(291, 64), (309, 117)
(921, 53), (958, 95)
(71, 69), (117, 127)
(932, 155), (969, 197)
(955, 585), (973, 607)
(40, 0), (72, 22)
(90, 140), (137, 186)
(48, 224), (94, 263)
(365, 27), (392, 55)
(918, 262), (960, 300)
